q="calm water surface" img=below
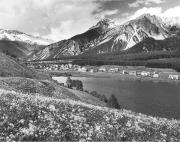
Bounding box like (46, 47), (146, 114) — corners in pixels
(56, 76), (180, 119)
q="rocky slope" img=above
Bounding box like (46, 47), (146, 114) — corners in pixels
(29, 14), (180, 61)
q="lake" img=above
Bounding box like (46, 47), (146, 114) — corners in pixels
(54, 76), (180, 119)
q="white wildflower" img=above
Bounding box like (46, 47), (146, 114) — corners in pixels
(95, 125), (101, 131)
(19, 119), (25, 124)
(126, 120), (132, 127)
(20, 123), (36, 135)
(9, 123), (14, 127)
(48, 105), (56, 111)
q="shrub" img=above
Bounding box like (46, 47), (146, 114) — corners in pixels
(107, 94), (120, 109)
(90, 91), (108, 103)
(71, 80), (83, 91)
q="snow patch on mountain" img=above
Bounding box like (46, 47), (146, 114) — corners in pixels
(0, 29), (54, 45)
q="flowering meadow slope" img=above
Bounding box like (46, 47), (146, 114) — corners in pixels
(0, 89), (179, 141)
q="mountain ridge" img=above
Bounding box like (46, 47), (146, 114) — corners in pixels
(26, 14), (180, 61)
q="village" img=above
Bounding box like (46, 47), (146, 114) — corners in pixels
(27, 63), (180, 81)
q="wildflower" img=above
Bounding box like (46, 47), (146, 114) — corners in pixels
(126, 121), (132, 127)
(49, 105), (56, 111)
(19, 119), (25, 124)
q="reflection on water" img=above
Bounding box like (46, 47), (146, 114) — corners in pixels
(56, 76), (180, 119)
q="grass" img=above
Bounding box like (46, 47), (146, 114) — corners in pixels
(0, 52), (50, 80)
(0, 89), (179, 141)
(0, 77), (106, 106)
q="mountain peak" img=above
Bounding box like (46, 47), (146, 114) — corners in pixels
(90, 18), (117, 30)
(135, 13), (162, 23)
(97, 18), (114, 24)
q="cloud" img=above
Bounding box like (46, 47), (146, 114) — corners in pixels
(0, 0), (110, 41)
(95, 9), (119, 19)
(116, 7), (162, 24)
(162, 6), (180, 18)
(132, 7), (162, 18)
(131, 6), (180, 19)
(128, 0), (165, 8)
(118, 5), (180, 26)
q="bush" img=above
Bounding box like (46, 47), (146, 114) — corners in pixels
(71, 80), (83, 91)
(107, 94), (120, 109)
(90, 91), (108, 103)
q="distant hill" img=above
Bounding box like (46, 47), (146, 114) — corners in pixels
(0, 29), (54, 60)
(0, 29), (54, 46)
(0, 40), (45, 59)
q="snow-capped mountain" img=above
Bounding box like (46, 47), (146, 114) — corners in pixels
(0, 29), (54, 46)
(29, 14), (180, 61)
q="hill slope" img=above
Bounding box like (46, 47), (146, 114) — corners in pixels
(0, 52), (49, 80)
(0, 89), (179, 141)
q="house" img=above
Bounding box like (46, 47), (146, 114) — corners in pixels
(108, 68), (119, 73)
(68, 63), (73, 69)
(122, 70), (128, 75)
(78, 67), (88, 72)
(90, 68), (98, 73)
(64, 64), (69, 70)
(153, 74), (159, 78)
(73, 65), (80, 70)
(128, 70), (137, 76)
(136, 71), (142, 76)
(152, 72), (160, 78)
(141, 71), (151, 77)
(168, 75), (179, 80)
(90, 69), (94, 73)
(99, 67), (106, 72)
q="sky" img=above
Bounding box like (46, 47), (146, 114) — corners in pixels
(0, 0), (180, 41)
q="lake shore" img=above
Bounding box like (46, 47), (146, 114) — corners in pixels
(49, 70), (180, 84)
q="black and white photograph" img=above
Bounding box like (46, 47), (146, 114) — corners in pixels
(0, 0), (180, 141)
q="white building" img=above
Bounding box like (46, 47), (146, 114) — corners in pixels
(168, 75), (179, 80)
(99, 67), (106, 72)
(73, 65), (80, 70)
(141, 71), (151, 77)
(78, 67), (88, 72)
(153, 74), (159, 78)
(122, 70), (128, 74)
(108, 68), (119, 73)
(68, 63), (73, 68)
(128, 70), (137, 76)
